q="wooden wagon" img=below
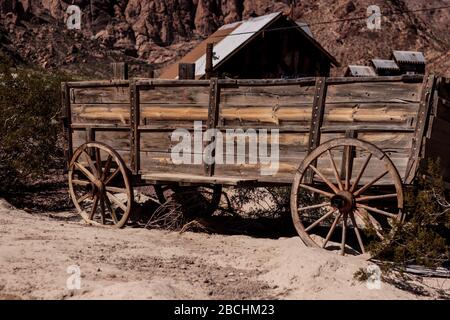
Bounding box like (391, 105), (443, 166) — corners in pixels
(61, 74), (450, 255)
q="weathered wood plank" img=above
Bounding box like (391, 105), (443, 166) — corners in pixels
(326, 82), (422, 103)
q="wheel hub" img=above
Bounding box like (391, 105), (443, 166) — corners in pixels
(330, 191), (354, 213)
(89, 179), (105, 196)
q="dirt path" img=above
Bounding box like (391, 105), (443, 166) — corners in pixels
(0, 199), (448, 300)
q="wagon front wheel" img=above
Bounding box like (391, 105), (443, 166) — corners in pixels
(290, 138), (403, 256)
(68, 142), (133, 228)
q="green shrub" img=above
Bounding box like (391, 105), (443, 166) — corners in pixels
(0, 64), (69, 194)
(369, 160), (450, 269)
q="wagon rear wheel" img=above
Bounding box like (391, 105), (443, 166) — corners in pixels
(290, 138), (403, 256)
(68, 142), (133, 228)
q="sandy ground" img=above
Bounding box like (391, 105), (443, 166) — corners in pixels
(0, 198), (448, 300)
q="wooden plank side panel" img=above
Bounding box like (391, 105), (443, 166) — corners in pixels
(139, 151), (204, 175)
(323, 103), (419, 127)
(326, 82), (422, 103)
(71, 86), (130, 104)
(139, 86), (210, 125)
(219, 85), (315, 126)
(70, 85), (130, 125)
(71, 129), (132, 167)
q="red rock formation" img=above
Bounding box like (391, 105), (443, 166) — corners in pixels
(0, 0), (448, 77)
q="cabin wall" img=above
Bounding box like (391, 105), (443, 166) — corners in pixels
(214, 19), (332, 79)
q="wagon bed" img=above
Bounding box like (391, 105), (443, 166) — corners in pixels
(62, 74), (450, 255)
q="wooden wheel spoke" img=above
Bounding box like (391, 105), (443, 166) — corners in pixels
(89, 195), (99, 220)
(104, 194), (119, 224)
(350, 153), (372, 192)
(95, 148), (102, 179)
(356, 203), (397, 218)
(101, 155), (113, 180)
(343, 146), (353, 190)
(72, 179), (90, 186)
(299, 183), (334, 198)
(341, 214), (347, 255)
(308, 164), (340, 193)
(99, 194), (106, 224)
(107, 192), (127, 211)
(305, 209), (336, 232)
(355, 209), (384, 240)
(75, 162), (97, 183)
(322, 212), (342, 248)
(327, 150), (344, 190)
(105, 186), (127, 194)
(69, 143), (132, 229)
(350, 212), (365, 254)
(76, 192), (91, 204)
(298, 202), (330, 212)
(82, 151), (98, 178)
(356, 193), (398, 202)
(104, 167), (120, 185)
(354, 170), (389, 197)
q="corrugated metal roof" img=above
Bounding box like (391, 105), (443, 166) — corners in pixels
(392, 51), (426, 64)
(371, 59), (400, 70)
(194, 12), (282, 77)
(296, 21), (313, 38)
(346, 65), (376, 77)
(158, 25), (239, 79)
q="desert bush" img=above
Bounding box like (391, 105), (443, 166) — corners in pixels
(0, 64), (69, 194)
(369, 159), (450, 269)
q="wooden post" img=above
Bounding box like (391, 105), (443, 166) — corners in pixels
(178, 63), (195, 80)
(112, 62), (129, 80)
(305, 77), (327, 184)
(205, 78), (220, 176)
(148, 68), (155, 79)
(205, 43), (214, 79)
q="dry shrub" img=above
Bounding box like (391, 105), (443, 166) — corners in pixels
(0, 64), (70, 195)
(369, 159), (450, 269)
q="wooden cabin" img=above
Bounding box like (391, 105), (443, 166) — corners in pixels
(391, 51), (426, 75)
(344, 65), (376, 77)
(370, 59), (401, 76)
(159, 12), (339, 79)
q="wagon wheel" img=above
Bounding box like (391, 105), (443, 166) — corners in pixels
(290, 138), (403, 256)
(154, 184), (222, 217)
(68, 142), (133, 228)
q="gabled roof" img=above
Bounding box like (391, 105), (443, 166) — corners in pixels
(371, 59), (400, 71)
(392, 51), (426, 64)
(159, 12), (339, 79)
(345, 65), (376, 77)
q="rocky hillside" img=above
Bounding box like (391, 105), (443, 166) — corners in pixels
(0, 0), (449, 77)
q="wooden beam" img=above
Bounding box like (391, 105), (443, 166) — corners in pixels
(130, 80), (140, 174)
(61, 82), (73, 167)
(205, 78), (220, 176)
(405, 74), (436, 183)
(178, 63), (195, 80)
(112, 62), (129, 80)
(205, 43), (214, 80)
(306, 77), (327, 183)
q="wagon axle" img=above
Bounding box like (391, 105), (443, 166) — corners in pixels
(330, 191), (355, 214)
